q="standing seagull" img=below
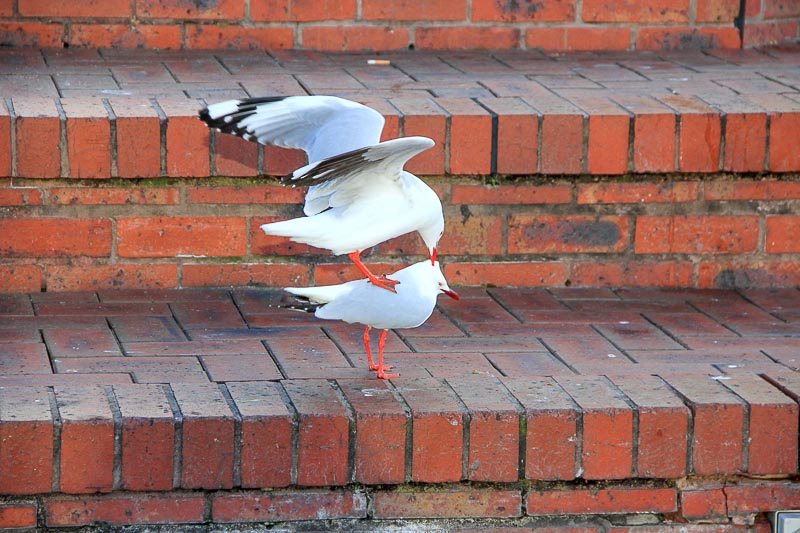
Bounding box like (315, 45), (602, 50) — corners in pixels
(199, 96), (443, 292)
(284, 260), (459, 379)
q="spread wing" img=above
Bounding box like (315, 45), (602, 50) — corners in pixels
(280, 136), (435, 216)
(198, 95), (385, 163)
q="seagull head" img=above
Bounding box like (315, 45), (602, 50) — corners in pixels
(430, 261), (459, 301)
(419, 220), (444, 266)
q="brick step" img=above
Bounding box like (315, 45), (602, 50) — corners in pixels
(2, 46), (800, 179)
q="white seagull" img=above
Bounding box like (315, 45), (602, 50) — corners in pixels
(284, 260), (459, 379)
(199, 95), (444, 292)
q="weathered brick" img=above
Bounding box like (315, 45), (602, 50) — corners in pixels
(137, 0), (244, 19)
(373, 489), (522, 519)
(390, 97), (447, 175)
(20, 0), (129, 16)
(394, 375), (464, 483)
(171, 382), (235, 490)
(570, 95), (630, 174)
(724, 482), (800, 514)
(582, 0), (689, 22)
(635, 215), (759, 255)
(681, 487), (728, 520)
(444, 261), (567, 287)
(185, 24), (294, 50)
(108, 98), (161, 178)
(437, 97), (492, 175)
(504, 377), (578, 480)
(766, 216), (800, 253)
(477, 97), (539, 175)
(48, 187), (179, 205)
(282, 379), (350, 486)
(227, 381), (294, 488)
(61, 98), (111, 179)
(658, 95), (721, 172)
(13, 97), (61, 178)
(508, 215), (629, 254)
(451, 184), (571, 205)
(44, 264), (178, 292)
(158, 98), (209, 177)
(337, 379), (406, 485)
(578, 182), (699, 204)
(55, 385), (115, 494)
(212, 490), (367, 523)
(612, 95), (676, 172)
(447, 375), (520, 482)
(0, 386), (54, 494)
(556, 376), (633, 479)
(112, 384), (175, 491)
(363, 0), (465, 21)
(182, 263), (310, 288)
(527, 487), (677, 514)
(0, 503), (37, 528)
(45, 494), (205, 527)
(609, 375), (690, 478)
(0, 218), (112, 258)
(301, 25), (409, 52)
(415, 26), (520, 50)
(117, 216), (246, 258)
(473, 0), (576, 21)
(662, 374), (745, 475)
(68, 23), (182, 49)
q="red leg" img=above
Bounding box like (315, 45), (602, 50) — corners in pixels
(362, 325), (378, 371)
(348, 251), (400, 293)
(375, 329), (399, 380)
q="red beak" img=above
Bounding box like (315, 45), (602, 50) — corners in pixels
(442, 289), (459, 301)
(430, 248), (437, 265)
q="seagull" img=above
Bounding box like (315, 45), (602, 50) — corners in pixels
(198, 95), (444, 292)
(284, 260), (459, 379)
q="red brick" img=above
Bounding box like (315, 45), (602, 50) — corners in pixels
(20, 0), (129, 16)
(681, 488), (728, 520)
(437, 98), (492, 175)
(0, 22), (64, 47)
(374, 489), (522, 519)
(363, 0), (465, 20)
(504, 377), (578, 480)
(658, 95), (721, 172)
(0, 218), (111, 258)
(724, 482), (800, 514)
(539, 113), (584, 174)
(390, 97), (446, 175)
(696, 0), (740, 21)
(447, 375), (520, 482)
(171, 382), (235, 489)
(212, 490), (367, 522)
(182, 263), (310, 288)
(768, 111), (800, 172)
(0, 181), (42, 205)
(158, 98), (209, 177)
(336, 379), (406, 484)
(720, 112), (767, 172)
(477, 97), (539, 174)
(567, 26), (631, 51)
(0, 503), (37, 528)
(0, 105), (10, 177)
(13, 97), (61, 178)
(213, 134), (258, 176)
(569, 97), (629, 174)
(452, 184), (571, 204)
(527, 487), (677, 515)
(766, 216), (800, 253)
(415, 26), (520, 50)
(263, 145), (307, 176)
(45, 494), (205, 527)
(187, 184), (304, 204)
(112, 384), (175, 491)
(108, 98), (161, 178)
(743, 20), (799, 47)
(556, 376), (633, 479)
(764, 0), (800, 17)
(435, 214), (503, 256)
(0, 386), (54, 494)
(137, 0), (244, 19)
(444, 261), (567, 287)
(301, 25), (409, 52)
(509, 215), (629, 254)
(636, 26), (741, 50)
(704, 180), (800, 201)
(185, 24), (294, 50)
(473, 0), (576, 21)
(251, 215), (320, 257)
(612, 95), (676, 172)
(117, 216), (246, 258)
(43, 327), (122, 357)
(570, 261), (694, 288)
(45, 263), (178, 292)
(0, 265), (42, 293)
(635, 215), (758, 254)
(720, 374), (798, 475)
(609, 375), (690, 478)
(582, 0), (688, 22)
(68, 23), (182, 49)
(291, 0), (356, 20)
(662, 374), (745, 475)
(48, 187), (179, 205)
(227, 381), (293, 488)
(394, 375), (463, 483)
(525, 27), (568, 50)
(62, 99), (111, 179)
(55, 385), (114, 494)
(578, 182), (699, 204)
(283, 380), (350, 486)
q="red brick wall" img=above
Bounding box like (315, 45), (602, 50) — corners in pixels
(0, 0), (797, 51)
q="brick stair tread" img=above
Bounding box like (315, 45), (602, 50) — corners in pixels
(1, 286), (799, 497)
(2, 45), (800, 177)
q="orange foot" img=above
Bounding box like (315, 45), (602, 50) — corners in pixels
(368, 275), (400, 293)
(375, 366), (399, 380)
